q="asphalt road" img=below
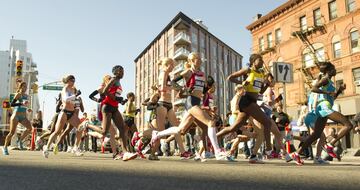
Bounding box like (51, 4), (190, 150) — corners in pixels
(1, 150), (360, 190)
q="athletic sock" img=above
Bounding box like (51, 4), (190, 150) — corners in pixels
(207, 127), (221, 153)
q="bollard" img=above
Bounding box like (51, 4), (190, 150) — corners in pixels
(30, 127), (36, 151)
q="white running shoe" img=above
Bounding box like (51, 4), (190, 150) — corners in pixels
(215, 151), (228, 161)
(67, 146), (73, 153)
(42, 146), (49, 158)
(73, 147), (84, 157)
(122, 152), (137, 161)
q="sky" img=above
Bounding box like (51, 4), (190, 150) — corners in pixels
(0, 0), (286, 126)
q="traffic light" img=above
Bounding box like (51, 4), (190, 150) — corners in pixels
(16, 60), (23, 77)
(31, 83), (38, 94)
(2, 100), (10, 109)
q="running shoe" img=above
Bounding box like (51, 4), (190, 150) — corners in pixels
(2, 147), (9, 155)
(283, 153), (293, 162)
(324, 144), (338, 159)
(249, 155), (265, 164)
(67, 146), (73, 153)
(53, 144), (59, 155)
(215, 151), (228, 161)
(204, 151), (215, 159)
(73, 147), (84, 157)
(113, 152), (123, 160)
(194, 153), (202, 161)
(313, 157), (330, 165)
(148, 154), (160, 161)
(265, 150), (279, 159)
(131, 132), (140, 147)
(42, 146), (49, 158)
(17, 139), (24, 150)
(291, 153), (304, 166)
(180, 151), (193, 160)
(136, 151), (146, 159)
(150, 130), (159, 146)
(122, 152), (137, 161)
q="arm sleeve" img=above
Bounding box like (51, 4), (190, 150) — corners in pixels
(89, 90), (99, 102)
(10, 98), (22, 107)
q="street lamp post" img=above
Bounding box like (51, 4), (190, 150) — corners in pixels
(219, 66), (227, 123)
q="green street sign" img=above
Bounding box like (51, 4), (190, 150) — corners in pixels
(43, 85), (63, 91)
(10, 93), (15, 102)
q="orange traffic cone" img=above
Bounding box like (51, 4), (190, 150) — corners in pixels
(285, 125), (291, 153)
(101, 137), (105, 153)
(30, 127), (36, 151)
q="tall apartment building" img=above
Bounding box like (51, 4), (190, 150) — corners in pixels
(134, 12), (242, 130)
(1, 39), (39, 126)
(0, 51), (11, 99)
(247, 0), (360, 148)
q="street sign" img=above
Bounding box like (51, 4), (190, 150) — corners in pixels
(10, 93), (15, 102)
(43, 85), (63, 91)
(273, 62), (293, 83)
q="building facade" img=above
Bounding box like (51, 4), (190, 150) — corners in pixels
(247, 0), (360, 148)
(134, 12), (243, 131)
(1, 39), (39, 127)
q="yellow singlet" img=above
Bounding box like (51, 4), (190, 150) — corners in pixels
(243, 69), (264, 93)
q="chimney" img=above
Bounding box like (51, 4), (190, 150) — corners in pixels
(253, 14), (262, 21)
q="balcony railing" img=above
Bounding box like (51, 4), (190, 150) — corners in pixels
(173, 47), (190, 60)
(173, 32), (191, 45)
(171, 61), (185, 75)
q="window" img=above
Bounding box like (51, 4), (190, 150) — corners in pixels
(346, 0), (356, 12)
(267, 33), (273, 48)
(191, 30), (198, 52)
(302, 43), (325, 68)
(335, 72), (344, 95)
(259, 37), (264, 51)
(350, 29), (359, 53)
(332, 35), (341, 58)
(275, 28), (282, 44)
(353, 68), (360, 93)
(300, 16), (307, 31)
(313, 8), (322, 26)
(328, 1), (337, 20)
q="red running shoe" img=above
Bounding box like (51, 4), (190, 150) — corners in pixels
(292, 153), (304, 166)
(180, 151), (193, 160)
(131, 132), (140, 147)
(324, 144), (337, 159)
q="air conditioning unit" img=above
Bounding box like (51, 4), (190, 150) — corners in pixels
(355, 80), (360, 86)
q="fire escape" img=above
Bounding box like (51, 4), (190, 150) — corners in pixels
(291, 24), (327, 88)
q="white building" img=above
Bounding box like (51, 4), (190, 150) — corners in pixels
(8, 39), (40, 117)
(0, 51), (11, 99)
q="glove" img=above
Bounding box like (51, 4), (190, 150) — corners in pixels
(76, 90), (82, 97)
(115, 96), (123, 103)
(97, 97), (104, 103)
(120, 99), (128, 105)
